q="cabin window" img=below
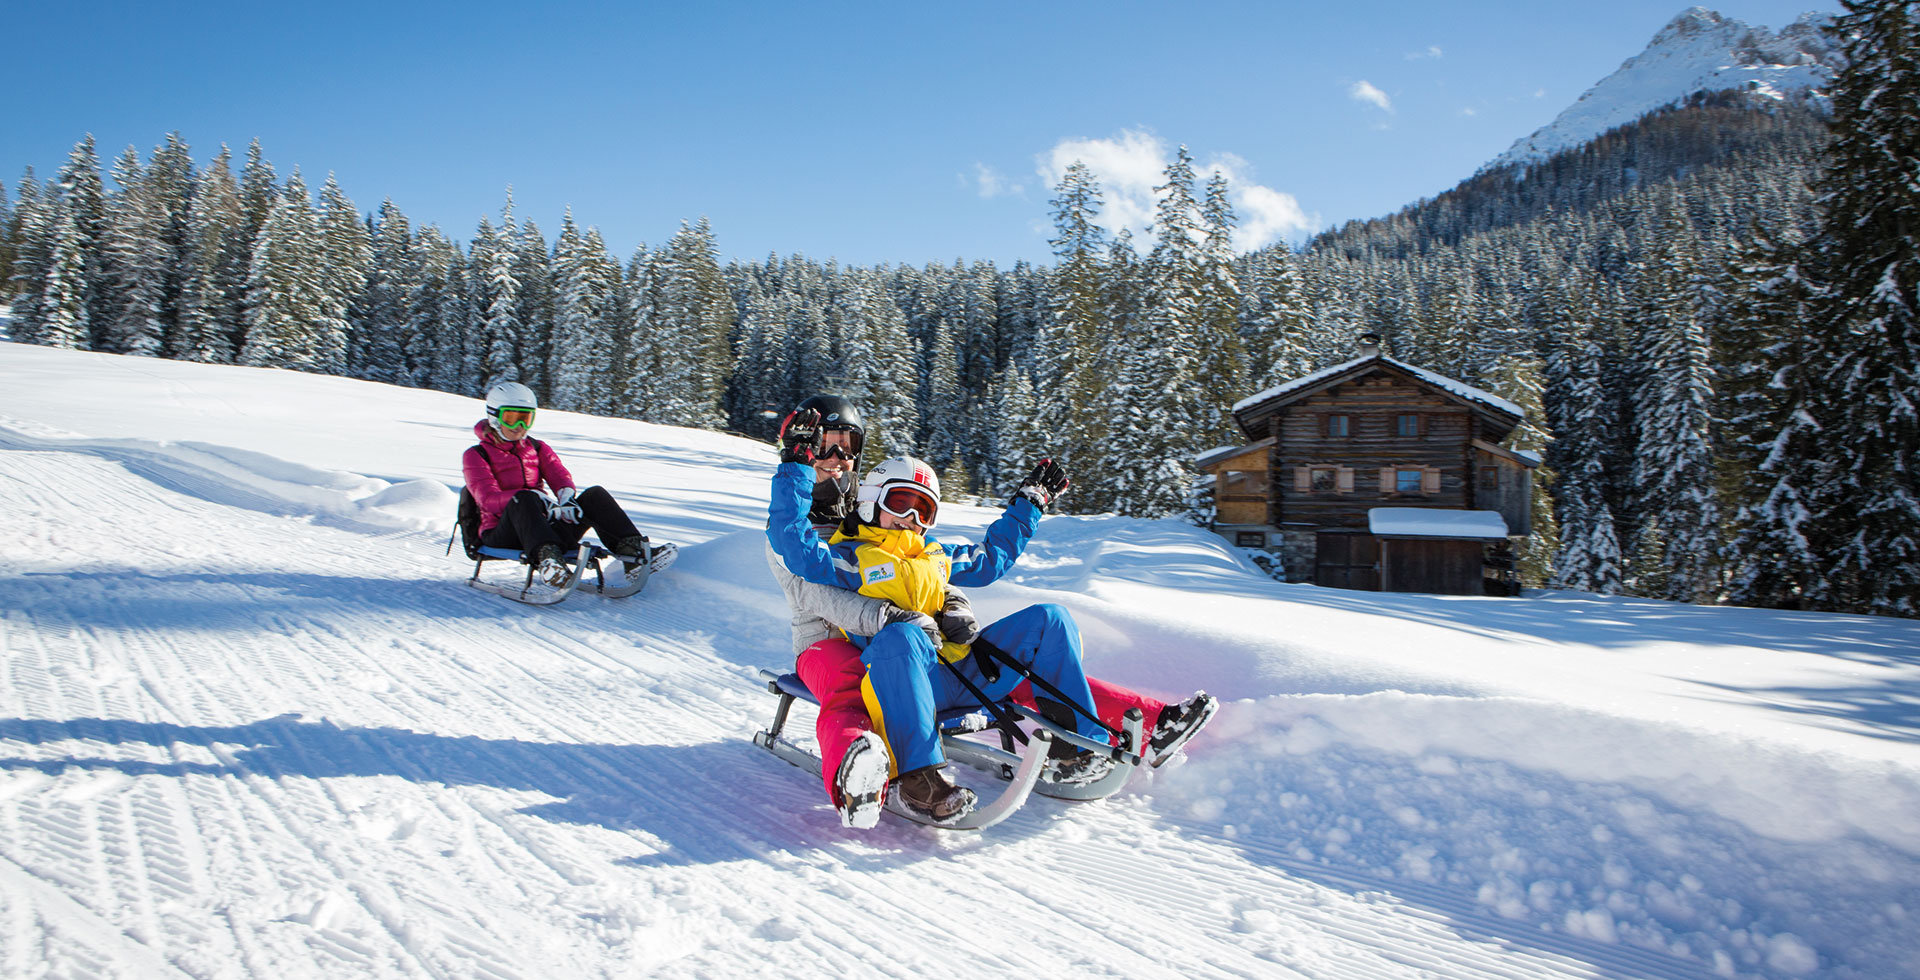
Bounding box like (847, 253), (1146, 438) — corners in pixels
(1396, 414), (1422, 437)
(1325, 414), (1351, 438)
(1296, 465), (1354, 494)
(1235, 531), (1266, 548)
(1480, 467), (1500, 490)
(1222, 470), (1268, 496)
(1396, 468), (1424, 493)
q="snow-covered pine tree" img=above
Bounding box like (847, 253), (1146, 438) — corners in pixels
(1717, 244), (1828, 607)
(1240, 241), (1313, 389)
(358, 199), (416, 383)
(420, 229), (477, 394)
(7, 170), (51, 345)
(1626, 198), (1721, 602)
(1484, 354), (1560, 587)
(315, 175), (369, 378)
(55, 137), (108, 348)
(547, 211), (615, 413)
(987, 365), (1046, 501)
(831, 271), (918, 461)
(174, 146), (246, 363)
(0, 179), (12, 287)
(618, 243), (665, 420)
(475, 194), (522, 390)
(99, 144), (169, 356)
(1196, 170), (1247, 443)
(1544, 329), (1624, 593)
(143, 133), (197, 359)
(514, 219), (554, 401)
(656, 217), (733, 429)
(35, 200), (91, 350)
(1111, 146), (1207, 518)
(1037, 161), (1110, 487)
(239, 173), (330, 371)
(1781, 0), (1920, 616)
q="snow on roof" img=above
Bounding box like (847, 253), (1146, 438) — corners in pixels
(1369, 508), (1510, 540)
(1231, 355), (1523, 419)
(1193, 437), (1274, 470)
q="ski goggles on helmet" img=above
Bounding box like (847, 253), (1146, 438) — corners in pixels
(493, 406), (536, 430)
(818, 425), (863, 459)
(876, 483), (938, 527)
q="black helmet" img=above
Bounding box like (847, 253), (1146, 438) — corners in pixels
(796, 394), (865, 459)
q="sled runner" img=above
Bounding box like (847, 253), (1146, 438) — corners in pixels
(751, 668), (1145, 830)
(448, 489), (674, 605)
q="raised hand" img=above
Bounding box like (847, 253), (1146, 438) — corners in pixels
(778, 408), (821, 464)
(1012, 458), (1070, 511)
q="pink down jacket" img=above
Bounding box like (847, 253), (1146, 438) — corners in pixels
(462, 420), (576, 533)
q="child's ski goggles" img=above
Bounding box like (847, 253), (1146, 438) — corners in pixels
(877, 483), (938, 527)
(493, 406), (536, 430)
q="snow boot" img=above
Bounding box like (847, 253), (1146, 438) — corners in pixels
(533, 544), (571, 588)
(1148, 692), (1219, 768)
(612, 534), (650, 569)
(833, 731), (890, 830)
(1047, 748), (1116, 786)
(894, 764), (975, 824)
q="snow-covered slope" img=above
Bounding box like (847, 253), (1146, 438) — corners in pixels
(3, 342), (1918, 979)
(1491, 6), (1837, 171)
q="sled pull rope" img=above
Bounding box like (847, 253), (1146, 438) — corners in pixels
(971, 638), (1120, 745)
(937, 655), (1030, 747)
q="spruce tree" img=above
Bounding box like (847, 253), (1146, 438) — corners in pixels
(315, 174), (369, 377)
(100, 144), (168, 356)
(1037, 161), (1110, 482)
(1785, 0), (1920, 615)
(175, 146), (247, 363)
(240, 174), (330, 371)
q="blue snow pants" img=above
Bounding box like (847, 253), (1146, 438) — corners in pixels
(859, 603), (1103, 775)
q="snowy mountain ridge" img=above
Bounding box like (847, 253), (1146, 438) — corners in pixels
(1490, 6), (1837, 172)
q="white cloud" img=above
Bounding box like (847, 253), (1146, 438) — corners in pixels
(1406, 45), (1443, 60)
(1034, 130), (1318, 254)
(969, 162), (1023, 199)
(1461, 107), (1478, 117)
(1350, 80), (1393, 112)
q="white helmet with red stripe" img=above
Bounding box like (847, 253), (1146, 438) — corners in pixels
(857, 456), (942, 528)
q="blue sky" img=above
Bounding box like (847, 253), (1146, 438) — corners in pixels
(5, 1), (1835, 267)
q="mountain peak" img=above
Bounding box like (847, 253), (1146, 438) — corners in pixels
(1489, 7), (1838, 172)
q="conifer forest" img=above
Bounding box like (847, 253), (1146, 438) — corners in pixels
(6, 3), (1916, 617)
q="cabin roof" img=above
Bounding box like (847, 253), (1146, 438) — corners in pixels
(1231, 355), (1523, 438)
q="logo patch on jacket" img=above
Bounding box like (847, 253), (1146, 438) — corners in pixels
(864, 561), (897, 585)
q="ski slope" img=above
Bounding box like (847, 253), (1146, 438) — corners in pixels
(2, 342), (1917, 979)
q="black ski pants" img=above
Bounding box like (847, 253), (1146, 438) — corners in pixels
(480, 486), (642, 556)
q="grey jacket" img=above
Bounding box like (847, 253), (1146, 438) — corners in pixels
(765, 537), (893, 657)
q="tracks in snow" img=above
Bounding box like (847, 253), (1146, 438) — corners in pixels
(0, 439), (1721, 978)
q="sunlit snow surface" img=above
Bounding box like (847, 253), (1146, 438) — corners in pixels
(1, 341), (1916, 979)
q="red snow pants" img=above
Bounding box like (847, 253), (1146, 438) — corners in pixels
(795, 638), (1168, 806)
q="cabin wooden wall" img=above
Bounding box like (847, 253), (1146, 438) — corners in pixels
(1267, 374), (1474, 529)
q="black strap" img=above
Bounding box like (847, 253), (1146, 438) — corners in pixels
(972, 638), (1119, 742)
(937, 654), (1029, 747)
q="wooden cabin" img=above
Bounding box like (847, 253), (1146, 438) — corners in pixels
(1196, 339), (1537, 595)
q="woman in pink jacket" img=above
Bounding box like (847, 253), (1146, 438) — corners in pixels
(463, 381), (658, 586)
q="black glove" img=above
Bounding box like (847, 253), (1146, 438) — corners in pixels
(778, 407), (821, 464)
(1012, 458), (1070, 511)
(880, 604), (943, 648)
(936, 588), (980, 646)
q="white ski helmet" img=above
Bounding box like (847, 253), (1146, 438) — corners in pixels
(484, 381), (539, 434)
(857, 455), (942, 528)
